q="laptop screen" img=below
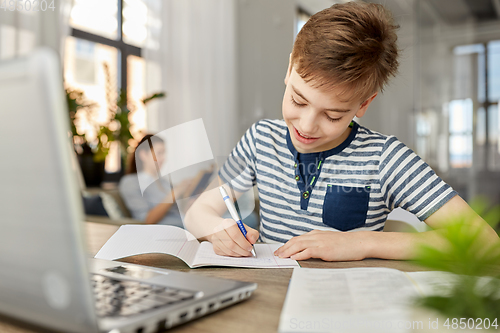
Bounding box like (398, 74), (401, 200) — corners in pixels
(0, 49), (98, 332)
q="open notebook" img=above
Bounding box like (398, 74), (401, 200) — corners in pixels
(95, 225), (299, 268)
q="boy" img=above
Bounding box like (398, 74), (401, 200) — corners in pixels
(184, 1), (499, 261)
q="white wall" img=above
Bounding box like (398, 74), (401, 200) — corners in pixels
(146, 0), (239, 158)
(235, 0), (295, 137)
(358, 0), (417, 150)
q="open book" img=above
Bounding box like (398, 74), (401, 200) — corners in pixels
(95, 225), (299, 268)
(279, 267), (458, 333)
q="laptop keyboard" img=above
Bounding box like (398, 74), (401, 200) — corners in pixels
(91, 274), (196, 318)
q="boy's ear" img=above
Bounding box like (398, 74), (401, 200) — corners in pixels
(284, 53), (292, 85)
(355, 92), (378, 118)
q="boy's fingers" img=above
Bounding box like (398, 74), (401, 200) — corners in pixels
(243, 223), (259, 244)
(213, 232), (244, 257)
(274, 237), (310, 257)
(280, 240), (316, 258)
(212, 243), (227, 256)
(211, 219), (254, 256)
(215, 240), (238, 257)
(274, 237), (295, 255)
(223, 221), (255, 254)
(216, 225), (252, 256)
(290, 248), (313, 261)
(221, 219), (254, 251)
(213, 239), (246, 257)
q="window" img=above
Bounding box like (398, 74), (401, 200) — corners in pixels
(448, 99), (473, 168)
(295, 8), (310, 38)
(487, 41), (500, 170)
(488, 41), (500, 102)
(122, 0), (148, 47)
(449, 42), (500, 170)
(64, 37), (120, 142)
(488, 104), (500, 169)
(70, 0), (119, 40)
(65, 0), (159, 175)
(127, 55), (147, 139)
(65, 0), (157, 138)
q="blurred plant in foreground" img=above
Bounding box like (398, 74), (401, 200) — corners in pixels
(415, 197), (500, 321)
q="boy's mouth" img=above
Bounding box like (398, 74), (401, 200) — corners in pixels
(293, 126), (319, 144)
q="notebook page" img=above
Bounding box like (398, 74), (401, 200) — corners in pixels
(94, 225), (200, 267)
(192, 242), (299, 268)
(279, 267), (419, 333)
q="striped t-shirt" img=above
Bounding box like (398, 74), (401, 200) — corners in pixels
(219, 119), (457, 243)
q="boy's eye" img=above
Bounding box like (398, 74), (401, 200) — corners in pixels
(326, 114), (341, 123)
(290, 96), (306, 107)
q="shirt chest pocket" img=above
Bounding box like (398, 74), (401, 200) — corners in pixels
(322, 185), (370, 231)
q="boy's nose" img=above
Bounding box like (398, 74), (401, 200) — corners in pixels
(299, 110), (319, 135)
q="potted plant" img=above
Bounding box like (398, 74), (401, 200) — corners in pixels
(414, 197), (500, 331)
(66, 63), (166, 186)
(66, 87), (105, 186)
(96, 63), (166, 170)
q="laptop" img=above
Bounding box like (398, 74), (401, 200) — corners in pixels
(0, 48), (257, 333)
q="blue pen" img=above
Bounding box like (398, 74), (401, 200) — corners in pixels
(219, 186), (257, 257)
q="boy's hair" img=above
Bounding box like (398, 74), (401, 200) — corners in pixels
(291, 1), (399, 102)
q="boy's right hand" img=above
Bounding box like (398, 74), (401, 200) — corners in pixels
(209, 219), (259, 257)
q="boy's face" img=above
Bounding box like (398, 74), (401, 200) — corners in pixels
(283, 65), (377, 154)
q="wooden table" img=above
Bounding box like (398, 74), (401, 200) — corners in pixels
(0, 222), (428, 333)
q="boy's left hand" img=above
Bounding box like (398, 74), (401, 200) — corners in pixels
(273, 230), (367, 261)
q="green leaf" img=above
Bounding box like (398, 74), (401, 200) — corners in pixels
(414, 197), (500, 320)
(141, 92), (166, 105)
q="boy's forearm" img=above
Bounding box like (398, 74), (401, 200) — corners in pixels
(184, 202), (222, 241)
(359, 230), (445, 260)
(360, 226), (500, 260)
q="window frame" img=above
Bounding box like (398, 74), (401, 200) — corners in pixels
(295, 7), (311, 38)
(448, 41), (500, 171)
(479, 41), (499, 169)
(69, 0), (142, 92)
